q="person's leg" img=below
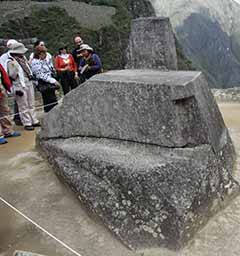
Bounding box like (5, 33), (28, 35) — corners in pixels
(0, 90), (13, 136)
(26, 82), (39, 125)
(13, 100), (22, 126)
(69, 71), (78, 90)
(0, 128), (7, 144)
(0, 94), (9, 144)
(60, 72), (70, 95)
(0, 90), (20, 139)
(41, 89), (58, 113)
(15, 89), (33, 129)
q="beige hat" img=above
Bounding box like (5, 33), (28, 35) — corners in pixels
(9, 42), (28, 54)
(6, 39), (18, 49)
(78, 44), (93, 52)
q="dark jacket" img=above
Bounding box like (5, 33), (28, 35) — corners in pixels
(72, 47), (82, 67)
(79, 53), (102, 80)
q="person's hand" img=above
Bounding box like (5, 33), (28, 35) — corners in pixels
(54, 81), (61, 90)
(0, 90), (4, 99)
(62, 67), (68, 71)
(15, 90), (24, 97)
(74, 72), (79, 80)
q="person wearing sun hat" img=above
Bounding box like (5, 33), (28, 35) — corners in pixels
(0, 39), (23, 126)
(78, 44), (103, 83)
(55, 43), (78, 95)
(0, 39), (18, 72)
(7, 42), (40, 131)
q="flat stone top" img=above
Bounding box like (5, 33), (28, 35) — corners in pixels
(47, 137), (211, 172)
(91, 70), (201, 86)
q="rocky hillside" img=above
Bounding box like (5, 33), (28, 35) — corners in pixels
(149, 0), (240, 88)
(0, 0), (192, 71)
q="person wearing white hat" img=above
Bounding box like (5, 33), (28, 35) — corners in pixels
(78, 44), (102, 83)
(0, 39), (18, 72)
(7, 42), (40, 131)
(0, 39), (23, 126)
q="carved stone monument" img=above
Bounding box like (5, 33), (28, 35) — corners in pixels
(37, 18), (239, 250)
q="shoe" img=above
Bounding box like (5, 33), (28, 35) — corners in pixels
(24, 126), (34, 131)
(0, 137), (8, 144)
(32, 122), (41, 127)
(4, 131), (21, 138)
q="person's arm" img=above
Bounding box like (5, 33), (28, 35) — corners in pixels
(0, 64), (12, 92)
(54, 56), (62, 71)
(7, 61), (18, 81)
(31, 60), (56, 84)
(89, 54), (102, 71)
(69, 54), (77, 73)
(28, 52), (34, 64)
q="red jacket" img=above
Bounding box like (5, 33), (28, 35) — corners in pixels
(55, 54), (77, 72)
(0, 64), (12, 92)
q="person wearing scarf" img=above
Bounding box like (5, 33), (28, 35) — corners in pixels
(55, 44), (78, 95)
(7, 42), (40, 131)
(31, 45), (60, 113)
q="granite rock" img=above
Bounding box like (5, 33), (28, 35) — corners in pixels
(126, 17), (178, 70)
(40, 69), (226, 152)
(38, 135), (239, 250)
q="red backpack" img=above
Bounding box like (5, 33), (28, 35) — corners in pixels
(0, 64), (12, 92)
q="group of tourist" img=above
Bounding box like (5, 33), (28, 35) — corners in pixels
(0, 36), (103, 144)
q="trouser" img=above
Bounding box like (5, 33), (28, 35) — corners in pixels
(13, 100), (21, 123)
(15, 82), (39, 127)
(0, 90), (13, 136)
(59, 71), (77, 95)
(41, 89), (58, 113)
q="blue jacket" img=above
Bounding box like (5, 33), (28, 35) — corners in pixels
(79, 53), (102, 80)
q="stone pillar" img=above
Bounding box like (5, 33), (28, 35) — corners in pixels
(126, 17), (178, 70)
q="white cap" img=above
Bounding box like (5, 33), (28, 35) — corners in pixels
(78, 44), (93, 52)
(6, 39), (18, 49)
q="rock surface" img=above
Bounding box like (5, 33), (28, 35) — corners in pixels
(126, 17), (178, 70)
(38, 135), (238, 250)
(40, 69), (225, 152)
(38, 69), (240, 250)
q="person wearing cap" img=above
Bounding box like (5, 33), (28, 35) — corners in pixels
(0, 39), (18, 72)
(72, 36), (84, 67)
(7, 42), (40, 131)
(0, 39), (23, 126)
(78, 44), (103, 83)
(55, 44), (78, 95)
(0, 63), (21, 144)
(31, 45), (60, 113)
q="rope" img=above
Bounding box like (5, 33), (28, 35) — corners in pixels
(0, 99), (62, 121)
(0, 196), (83, 256)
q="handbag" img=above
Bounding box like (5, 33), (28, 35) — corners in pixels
(37, 79), (57, 93)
